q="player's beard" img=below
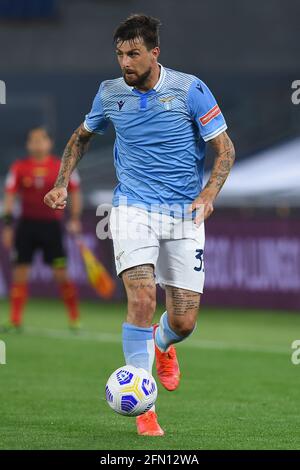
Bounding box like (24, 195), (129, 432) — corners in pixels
(123, 67), (152, 88)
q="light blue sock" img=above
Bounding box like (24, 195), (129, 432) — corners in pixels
(122, 323), (155, 373)
(155, 311), (196, 352)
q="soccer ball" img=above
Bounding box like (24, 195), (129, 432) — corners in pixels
(105, 365), (157, 417)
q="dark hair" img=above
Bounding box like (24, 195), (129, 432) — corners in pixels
(27, 126), (53, 140)
(113, 14), (161, 50)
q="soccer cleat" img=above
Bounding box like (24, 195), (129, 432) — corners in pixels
(153, 323), (181, 391)
(136, 411), (164, 436)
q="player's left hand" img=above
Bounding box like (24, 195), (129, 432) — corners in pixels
(66, 218), (82, 236)
(188, 189), (216, 225)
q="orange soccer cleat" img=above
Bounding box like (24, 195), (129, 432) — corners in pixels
(153, 323), (181, 391)
(136, 411), (164, 436)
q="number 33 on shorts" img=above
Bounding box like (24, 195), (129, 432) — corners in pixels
(194, 249), (204, 272)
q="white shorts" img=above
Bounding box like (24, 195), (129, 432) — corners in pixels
(109, 205), (205, 293)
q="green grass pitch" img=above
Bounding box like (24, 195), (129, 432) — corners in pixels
(0, 299), (300, 450)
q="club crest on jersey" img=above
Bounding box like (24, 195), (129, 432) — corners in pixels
(117, 100), (125, 111)
(159, 96), (176, 110)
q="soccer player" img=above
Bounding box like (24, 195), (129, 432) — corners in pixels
(1, 127), (82, 331)
(44, 15), (235, 436)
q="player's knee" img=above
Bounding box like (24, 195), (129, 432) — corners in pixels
(170, 317), (196, 337)
(127, 292), (156, 324)
(130, 295), (156, 315)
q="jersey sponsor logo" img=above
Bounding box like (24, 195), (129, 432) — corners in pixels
(159, 96), (176, 110)
(199, 104), (221, 126)
(117, 100), (125, 111)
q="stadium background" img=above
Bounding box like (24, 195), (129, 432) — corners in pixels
(0, 0), (300, 451)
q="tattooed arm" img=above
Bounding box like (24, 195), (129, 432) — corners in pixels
(189, 131), (235, 224)
(44, 123), (93, 210)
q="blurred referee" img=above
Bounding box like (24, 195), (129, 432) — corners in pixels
(1, 127), (82, 331)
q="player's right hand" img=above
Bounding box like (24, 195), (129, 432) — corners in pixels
(44, 187), (68, 210)
(1, 226), (14, 250)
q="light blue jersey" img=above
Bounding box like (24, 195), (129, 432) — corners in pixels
(84, 64), (227, 215)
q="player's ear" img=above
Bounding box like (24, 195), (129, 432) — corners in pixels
(152, 47), (160, 60)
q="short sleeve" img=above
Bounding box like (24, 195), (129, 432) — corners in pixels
(187, 79), (227, 142)
(84, 82), (110, 135)
(5, 162), (20, 193)
(68, 169), (81, 192)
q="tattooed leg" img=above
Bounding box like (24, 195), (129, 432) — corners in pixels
(165, 286), (200, 337)
(153, 287), (200, 352)
(122, 264), (156, 327)
(121, 264), (156, 374)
